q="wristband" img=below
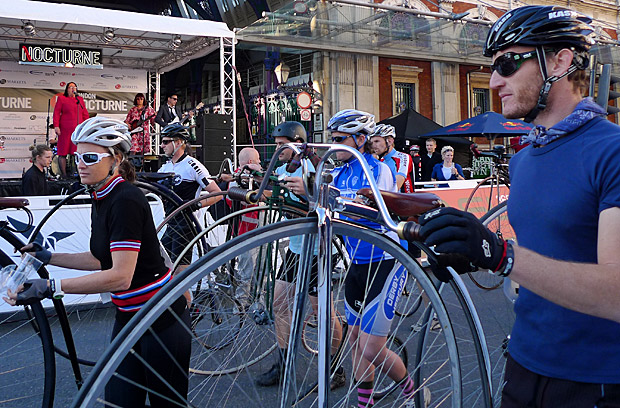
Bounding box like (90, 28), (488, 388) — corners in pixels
(50, 278), (65, 299)
(493, 240), (515, 277)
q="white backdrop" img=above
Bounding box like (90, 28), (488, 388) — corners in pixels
(0, 61), (147, 178)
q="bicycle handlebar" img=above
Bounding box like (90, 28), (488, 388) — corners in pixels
(225, 142), (426, 242)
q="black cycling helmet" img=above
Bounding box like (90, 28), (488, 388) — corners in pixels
(484, 6), (594, 57)
(161, 123), (190, 140)
(484, 6), (595, 122)
(272, 121), (306, 143)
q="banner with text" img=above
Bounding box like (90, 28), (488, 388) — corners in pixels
(0, 61), (146, 178)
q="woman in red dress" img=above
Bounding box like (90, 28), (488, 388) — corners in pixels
(124, 93), (156, 155)
(53, 82), (89, 178)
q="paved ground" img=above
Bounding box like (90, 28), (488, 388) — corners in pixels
(0, 276), (514, 408)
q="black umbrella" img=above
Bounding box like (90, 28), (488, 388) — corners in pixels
(379, 109), (472, 149)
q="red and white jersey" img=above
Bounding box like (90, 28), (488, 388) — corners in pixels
(383, 149), (414, 193)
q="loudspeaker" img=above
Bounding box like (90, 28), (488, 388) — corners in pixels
(195, 114), (233, 174)
(198, 114), (233, 131)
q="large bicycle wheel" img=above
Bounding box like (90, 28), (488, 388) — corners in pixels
(464, 177), (510, 220)
(468, 202), (515, 290)
(71, 218), (461, 408)
(0, 248), (56, 408)
(467, 202), (517, 406)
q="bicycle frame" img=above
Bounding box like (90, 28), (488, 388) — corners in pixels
(268, 143), (493, 408)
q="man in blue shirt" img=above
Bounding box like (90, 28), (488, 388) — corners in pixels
(419, 6), (620, 406)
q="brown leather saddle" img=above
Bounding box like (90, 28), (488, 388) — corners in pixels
(356, 188), (442, 222)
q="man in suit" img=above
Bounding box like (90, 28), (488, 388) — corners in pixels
(155, 94), (193, 127)
(420, 138), (442, 181)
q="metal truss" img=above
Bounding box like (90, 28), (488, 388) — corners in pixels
(0, 25), (174, 52)
(154, 36), (218, 71)
(148, 70), (160, 154)
(220, 36), (237, 166)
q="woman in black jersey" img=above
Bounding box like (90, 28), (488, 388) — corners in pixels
(6, 117), (191, 407)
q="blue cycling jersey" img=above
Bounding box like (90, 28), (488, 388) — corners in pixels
(331, 152), (397, 264)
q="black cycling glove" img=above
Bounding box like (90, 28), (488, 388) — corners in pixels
(428, 253), (478, 283)
(419, 207), (507, 273)
(15, 279), (53, 306)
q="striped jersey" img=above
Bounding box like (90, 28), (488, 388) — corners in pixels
(89, 175), (179, 322)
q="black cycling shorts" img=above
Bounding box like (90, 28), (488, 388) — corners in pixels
(344, 258), (407, 337)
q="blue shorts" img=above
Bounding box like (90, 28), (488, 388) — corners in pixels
(344, 259), (407, 337)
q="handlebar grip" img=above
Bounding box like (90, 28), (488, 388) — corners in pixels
(227, 187), (258, 204)
(397, 221), (421, 242)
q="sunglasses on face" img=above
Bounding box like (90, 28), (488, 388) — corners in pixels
(331, 135), (352, 143)
(75, 152), (111, 166)
(161, 139), (174, 145)
(491, 50), (537, 77)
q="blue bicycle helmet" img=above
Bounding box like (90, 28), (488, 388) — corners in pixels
(327, 109), (376, 137)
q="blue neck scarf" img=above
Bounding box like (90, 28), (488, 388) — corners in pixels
(520, 97), (607, 147)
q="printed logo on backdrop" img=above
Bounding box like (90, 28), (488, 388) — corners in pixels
(7, 216), (74, 250)
(19, 43), (103, 70)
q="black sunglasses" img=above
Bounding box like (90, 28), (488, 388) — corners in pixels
(491, 50), (537, 77)
(331, 135), (352, 143)
(161, 139), (174, 145)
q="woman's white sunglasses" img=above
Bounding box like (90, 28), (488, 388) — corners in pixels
(74, 152), (111, 166)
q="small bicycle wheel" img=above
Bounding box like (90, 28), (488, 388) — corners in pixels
(468, 201), (515, 290)
(301, 312), (348, 357)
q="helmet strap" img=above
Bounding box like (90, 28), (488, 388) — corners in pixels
(352, 133), (365, 151)
(168, 139), (185, 159)
(524, 46), (578, 123)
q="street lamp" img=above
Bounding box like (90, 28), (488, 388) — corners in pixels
(274, 62), (291, 86)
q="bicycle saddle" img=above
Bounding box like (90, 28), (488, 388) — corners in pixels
(356, 188), (443, 221)
(0, 198), (29, 210)
(137, 172), (176, 182)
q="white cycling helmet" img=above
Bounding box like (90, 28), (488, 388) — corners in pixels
(327, 109), (376, 137)
(72, 117), (132, 153)
(369, 124), (396, 139)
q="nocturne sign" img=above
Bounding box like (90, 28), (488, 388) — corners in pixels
(19, 44), (103, 69)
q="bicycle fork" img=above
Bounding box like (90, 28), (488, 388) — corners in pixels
(280, 182), (335, 408)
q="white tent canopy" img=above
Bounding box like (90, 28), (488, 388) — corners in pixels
(0, 0), (233, 39)
(0, 0), (236, 157)
(0, 0), (235, 73)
